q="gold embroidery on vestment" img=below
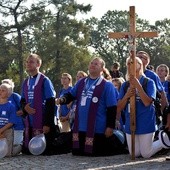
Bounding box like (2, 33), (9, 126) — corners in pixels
(73, 133), (79, 141)
(85, 137), (93, 146)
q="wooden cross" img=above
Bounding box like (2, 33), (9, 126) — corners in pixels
(108, 6), (158, 160)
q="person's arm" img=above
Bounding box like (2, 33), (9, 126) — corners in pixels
(56, 92), (76, 105)
(0, 123), (13, 135)
(117, 87), (132, 113)
(20, 98), (36, 116)
(137, 84), (153, 106)
(130, 76), (153, 106)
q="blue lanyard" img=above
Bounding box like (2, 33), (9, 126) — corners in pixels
(83, 77), (100, 95)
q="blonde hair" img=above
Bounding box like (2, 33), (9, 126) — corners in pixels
(0, 83), (13, 97)
(137, 51), (150, 59)
(76, 71), (88, 82)
(125, 57), (144, 80)
(112, 77), (125, 91)
(77, 71), (87, 77)
(1, 79), (14, 92)
(103, 67), (112, 80)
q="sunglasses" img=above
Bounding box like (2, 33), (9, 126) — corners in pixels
(137, 55), (147, 60)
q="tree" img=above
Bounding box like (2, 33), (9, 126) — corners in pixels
(87, 10), (130, 73)
(0, 33), (16, 80)
(0, 0), (48, 90)
(87, 10), (170, 75)
(27, 0), (92, 93)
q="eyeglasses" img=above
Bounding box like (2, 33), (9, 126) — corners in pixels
(137, 55), (147, 60)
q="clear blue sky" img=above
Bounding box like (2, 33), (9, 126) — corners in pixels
(76, 0), (169, 24)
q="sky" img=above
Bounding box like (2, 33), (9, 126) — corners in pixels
(76, 0), (169, 24)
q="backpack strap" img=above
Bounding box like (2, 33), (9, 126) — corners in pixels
(123, 77), (149, 94)
(142, 77), (149, 93)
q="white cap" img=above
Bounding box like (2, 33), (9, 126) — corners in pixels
(158, 130), (170, 149)
(28, 134), (46, 155)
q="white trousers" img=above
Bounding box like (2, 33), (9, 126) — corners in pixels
(14, 130), (24, 145)
(126, 133), (162, 158)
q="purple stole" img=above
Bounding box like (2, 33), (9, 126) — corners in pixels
(73, 77), (106, 153)
(23, 73), (45, 148)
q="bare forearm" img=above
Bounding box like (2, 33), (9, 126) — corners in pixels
(117, 95), (129, 113)
(0, 123), (13, 134)
(137, 85), (153, 106)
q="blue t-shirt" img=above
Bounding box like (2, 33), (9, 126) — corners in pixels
(115, 88), (119, 101)
(21, 75), (56, 127)
(118, 76), (157, 134)
(59, 86), (72, 117)
(0, 102), (16, 128)
(144, 69), (164, 92)
(70, 77), (117, 133)
(161, 81), (170, 104)
(8, 93), (24, 130)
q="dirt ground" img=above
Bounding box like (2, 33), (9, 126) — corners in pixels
(0, 150), (169, 170)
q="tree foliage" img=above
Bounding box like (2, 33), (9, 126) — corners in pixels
(0, 0), (92, 93)
(0, 0), (48, 91)
(87, 10), (170, 74)
(0, 1), (169, 93)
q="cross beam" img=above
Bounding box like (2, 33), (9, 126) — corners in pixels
(108, 6), (158, 160)
(109, 32), (158, 39)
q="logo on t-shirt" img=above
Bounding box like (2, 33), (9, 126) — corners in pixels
(2, 111), (6, 116)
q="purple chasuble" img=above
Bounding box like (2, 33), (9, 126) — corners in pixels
(23, 73), (45, 147)
(73, 77), (106, 153)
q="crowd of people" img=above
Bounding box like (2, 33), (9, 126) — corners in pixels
(0, 52), (169, 159)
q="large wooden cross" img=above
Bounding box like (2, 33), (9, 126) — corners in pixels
(108, 6), (158, 160)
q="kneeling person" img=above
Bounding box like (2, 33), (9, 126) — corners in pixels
(56, 57), (127, 156)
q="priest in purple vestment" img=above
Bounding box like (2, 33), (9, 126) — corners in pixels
(55, 57), (127, 156)
(20, 54), (56, 155)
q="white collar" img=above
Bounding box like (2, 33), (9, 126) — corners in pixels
(27, 73), (41, 87)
